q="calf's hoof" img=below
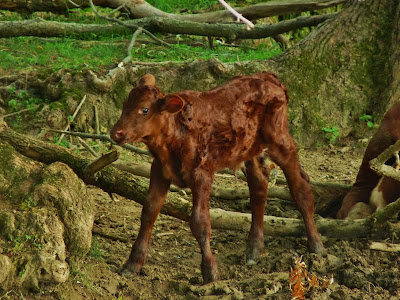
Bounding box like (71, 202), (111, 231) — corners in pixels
(118, 262), (142, 278)
(201, 263), (220, 284)
(245, 246), (262, 266)
(308, 238), (327, 256)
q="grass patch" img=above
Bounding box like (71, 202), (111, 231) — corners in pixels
(0, 37), (124, 72)
(0, 36), (282, 72)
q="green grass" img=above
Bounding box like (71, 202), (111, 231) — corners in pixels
(0, 36), (282, 72)
(0, 1), (285, 73)
(147, 0), (219, 13)
(0, 37), (125, 72)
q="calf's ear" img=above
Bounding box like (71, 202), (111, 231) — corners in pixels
(139, 74), (156, 86)
(160, 95), (185, 114)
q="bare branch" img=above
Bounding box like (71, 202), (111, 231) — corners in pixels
(218, 0), (254, 30)
(369, 139), (400, 182)
(57, 95), (86, 144)
(88, 0), (170, 48)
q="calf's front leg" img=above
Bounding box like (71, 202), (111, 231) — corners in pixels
(119, 159), (171, 277)
(190, 168), (219, 283)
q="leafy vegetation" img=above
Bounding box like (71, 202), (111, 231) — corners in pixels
(321, 126), (339, 143)
(359, 114), (374, 128)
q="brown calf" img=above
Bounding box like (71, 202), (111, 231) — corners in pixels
(110, 72), (325, 283)
(337, 101), (400, 219)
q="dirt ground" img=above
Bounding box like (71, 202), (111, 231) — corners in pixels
(5, 141), (400, 300)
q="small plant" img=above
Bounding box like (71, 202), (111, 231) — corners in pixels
(89, 237), (105, 260)
(359, 114), (374, 128)
(20, 196), (38, 210)
(321, 126), (339, 143)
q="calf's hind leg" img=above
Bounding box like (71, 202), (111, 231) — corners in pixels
(265, 138), (325, 255)
(244, 156), (269, 265)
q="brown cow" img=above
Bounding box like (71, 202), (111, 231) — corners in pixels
(337, 101), (400, 219)
(110, 72), (325, 283)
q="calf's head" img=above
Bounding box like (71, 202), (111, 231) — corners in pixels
(110, 74), (185, 145)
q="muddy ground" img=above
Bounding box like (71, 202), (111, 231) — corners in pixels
(4, 140), (400, 300)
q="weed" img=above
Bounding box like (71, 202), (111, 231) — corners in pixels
(20, 197), (38, 210)
(322, 126), (339, 143)
(88, 237), (105, 260)
(359, 114), (374, 128)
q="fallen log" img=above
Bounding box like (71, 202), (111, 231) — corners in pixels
(3, 120), (394, 239)
(0, 14), (335, 40)
(0, 0), (346, 23)
(369, 139), (400, 181)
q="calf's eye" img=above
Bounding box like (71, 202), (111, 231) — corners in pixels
(142, 108), (149, 115)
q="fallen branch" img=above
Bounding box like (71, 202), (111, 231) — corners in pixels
(88, 0), (170, 48)
(369, 241), (400, 252)
(1, 0), (346, 23)
(0, 14), (335, 40)
(218, 0), (254, 30)
(92, 228), (129, 243)
(369, 139), (400, 182)
(83, 149), (119, 180)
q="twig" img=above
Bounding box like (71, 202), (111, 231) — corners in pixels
(218, 0), (255, 30)
(94, 105), (100, 135)
(88, 0), (170, 48)
(2, 105), (39, 118)
(48, 129), (150, 155)
(107, 4), (126, 17)
(67, 0), (80, 8)
(119, 28), (143, 67)
(92, 228), (129, 243)
(57, 95), (86, 144)
(94, 105), (102, 147)
(77, 136), (98, 157)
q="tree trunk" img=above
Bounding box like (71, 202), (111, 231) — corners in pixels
(269, 0), (400, 144)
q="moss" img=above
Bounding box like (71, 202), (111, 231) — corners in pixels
(0, 212), (15, 239)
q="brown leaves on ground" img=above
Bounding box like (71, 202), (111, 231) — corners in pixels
(289, 256), (334, 299)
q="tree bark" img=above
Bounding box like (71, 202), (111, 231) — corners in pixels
(0, 14), (334, 39)
(1, 0), (346, 22)
(269, 0), (400, 144)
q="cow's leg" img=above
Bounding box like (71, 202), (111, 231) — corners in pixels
(190, 168), (219, 283)
(244, 157), (269, 265)
(265, 137), (325, 255)
(119, 158), (171, 276)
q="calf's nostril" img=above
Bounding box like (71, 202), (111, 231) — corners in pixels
(111, 129), (124, 141)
